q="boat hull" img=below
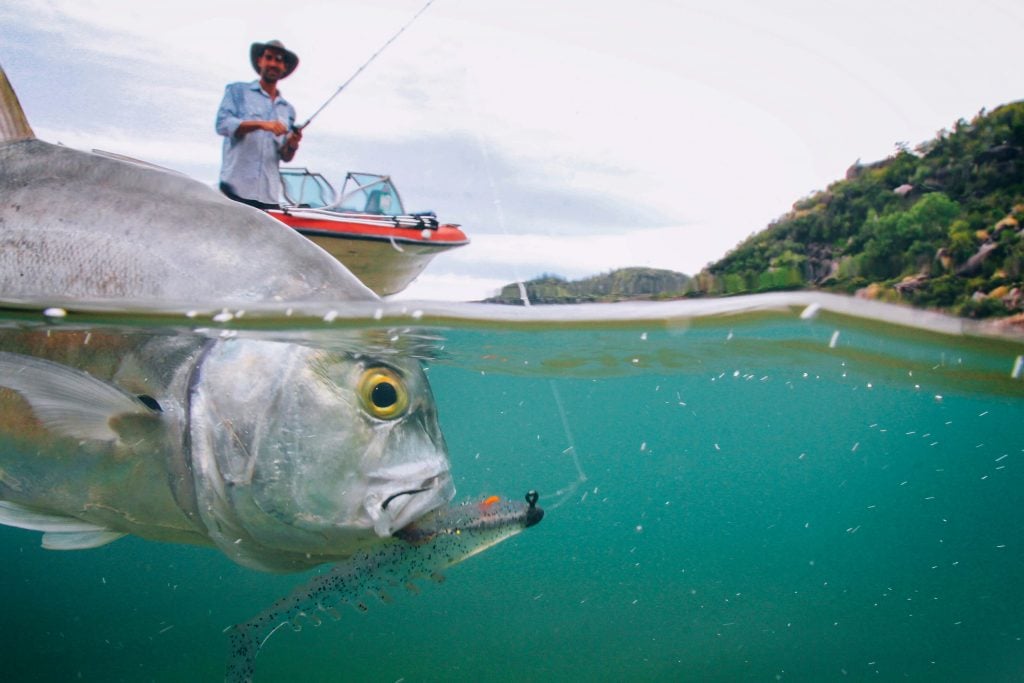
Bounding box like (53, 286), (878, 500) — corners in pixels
(269, 210), (468, 296)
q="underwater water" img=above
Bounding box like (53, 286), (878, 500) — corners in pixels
(1, 293), (1022, 682)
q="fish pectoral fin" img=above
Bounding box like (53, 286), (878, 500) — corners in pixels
(0, 351), (160, 441)
(0, 500), (126, 549)
(42, 529), (127, 550)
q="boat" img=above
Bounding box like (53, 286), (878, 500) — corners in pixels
(268, 168), (469, 296)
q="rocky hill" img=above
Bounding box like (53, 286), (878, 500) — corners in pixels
(488, 101), (1024, 320)
(483, 267), (690, 304)
(694, 101), (1024, 319)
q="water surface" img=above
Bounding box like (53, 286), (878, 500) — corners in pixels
(1, 293), (1022, 681)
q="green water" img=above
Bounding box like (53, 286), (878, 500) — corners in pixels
(1, 295), (1023, 681)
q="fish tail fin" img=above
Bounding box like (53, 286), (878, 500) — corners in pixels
(224, 622), (265, 683)
(0, 63), (35, 142)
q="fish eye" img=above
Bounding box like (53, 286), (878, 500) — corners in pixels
(358, 367), (409, 420)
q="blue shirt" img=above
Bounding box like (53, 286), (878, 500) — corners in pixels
(215, 81), (296, 206)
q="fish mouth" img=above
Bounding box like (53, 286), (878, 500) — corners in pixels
(364, 470), (454, 538)
(381, 486), (433, 510)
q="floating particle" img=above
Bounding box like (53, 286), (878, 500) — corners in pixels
(799, 303), (820, 319)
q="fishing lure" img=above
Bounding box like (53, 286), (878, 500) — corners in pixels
(225, 491), (543, 682)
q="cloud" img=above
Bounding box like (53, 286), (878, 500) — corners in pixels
(33, 126), (217, 174)
(6, 0), (1024, 309)
(299, 131), (674, 235)
(390, 223), (742, 301)
(389, 271), (510, 303)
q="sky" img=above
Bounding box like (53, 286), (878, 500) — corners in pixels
(1, 0), (1022, 301)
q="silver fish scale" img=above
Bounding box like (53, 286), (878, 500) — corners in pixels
(0, 139), (375, 306)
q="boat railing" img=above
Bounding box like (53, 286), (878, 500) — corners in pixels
(281, 206), (441, 231)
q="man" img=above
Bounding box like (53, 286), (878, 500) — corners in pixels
(216, 40), (303, 209)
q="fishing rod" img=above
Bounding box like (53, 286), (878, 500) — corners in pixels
(294, 0), (437, 132)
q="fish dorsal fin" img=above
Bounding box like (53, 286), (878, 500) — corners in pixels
(0, 63), (35, 142)
(0, 351), (159, 441)
(0, 501), (126, 550)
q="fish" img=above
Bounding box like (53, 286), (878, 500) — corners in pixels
(0, 63), (456, 572)
(225, 492), (544, 682)
(0, 63), (372, 305)
(0, 327), (455, 571)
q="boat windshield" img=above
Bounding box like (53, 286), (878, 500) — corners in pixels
(337, 172), (405, 215)
(280, 168), (335, 208)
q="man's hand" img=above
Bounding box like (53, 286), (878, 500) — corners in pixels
(264, 120), (289, 136)
(235, 119), (289, 138)
(281, 127), (302, 161)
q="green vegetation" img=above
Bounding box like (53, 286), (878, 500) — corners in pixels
(695, 101), (1024, 318)
(489, 101), (1024, 319)
(484, 268), (690, 304)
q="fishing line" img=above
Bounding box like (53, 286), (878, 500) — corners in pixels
(295, 0), (437, 131)
(467, 87), (587, 510)
(546, 380), (588, 509)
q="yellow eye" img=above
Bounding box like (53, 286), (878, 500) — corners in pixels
(358, 367), (409, 420)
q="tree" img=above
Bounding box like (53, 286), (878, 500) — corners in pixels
(860, 193), (960, 278)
